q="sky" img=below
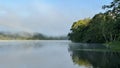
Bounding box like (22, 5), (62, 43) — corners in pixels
(0, 0), (112, 36)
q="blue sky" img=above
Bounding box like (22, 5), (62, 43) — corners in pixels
(0, 0), (112, 36)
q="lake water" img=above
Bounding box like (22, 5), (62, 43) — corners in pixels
(0, 40), (119, 68)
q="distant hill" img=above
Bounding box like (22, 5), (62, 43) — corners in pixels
(0, 32), (68, 40)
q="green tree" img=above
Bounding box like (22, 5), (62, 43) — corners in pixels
(68, 18), (91, 42)
(102, 0), (120, 41)
(68, 0), (120, 43)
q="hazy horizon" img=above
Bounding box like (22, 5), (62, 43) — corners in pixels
(0, 0), (112, 36)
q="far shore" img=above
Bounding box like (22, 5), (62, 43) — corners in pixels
(0, 40), (69, 42)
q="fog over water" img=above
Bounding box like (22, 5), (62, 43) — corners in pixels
(0, 0), (112, 36)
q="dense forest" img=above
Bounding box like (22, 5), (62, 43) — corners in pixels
(0, 32), (68, 40)
(68, 0), (120, 43)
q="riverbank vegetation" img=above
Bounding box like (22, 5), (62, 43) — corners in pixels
(68, 0), (120, 44)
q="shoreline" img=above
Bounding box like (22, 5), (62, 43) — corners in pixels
(0, 40), (70, 42)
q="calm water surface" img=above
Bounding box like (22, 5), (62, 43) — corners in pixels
(0, 40), (119, 68)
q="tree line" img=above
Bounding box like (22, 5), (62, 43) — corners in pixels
(0, 32), (68, 40)
(68, 0), (120, 43)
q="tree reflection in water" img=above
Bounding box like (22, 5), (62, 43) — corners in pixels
(68, 43), (120, 68)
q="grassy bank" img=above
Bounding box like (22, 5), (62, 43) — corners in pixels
(105, 41), (120, 50)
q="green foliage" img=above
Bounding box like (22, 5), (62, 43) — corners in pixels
(68, 0), (120, 43)
(68, 18), (91, 42)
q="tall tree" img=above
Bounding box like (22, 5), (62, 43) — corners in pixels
(68, 18), (91, 42)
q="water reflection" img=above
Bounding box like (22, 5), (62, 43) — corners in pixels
(0, 41), (120, 68)
(68, 43), (120, 68)
(0, 41), (43, 50)
(0, 40), (77, 68)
